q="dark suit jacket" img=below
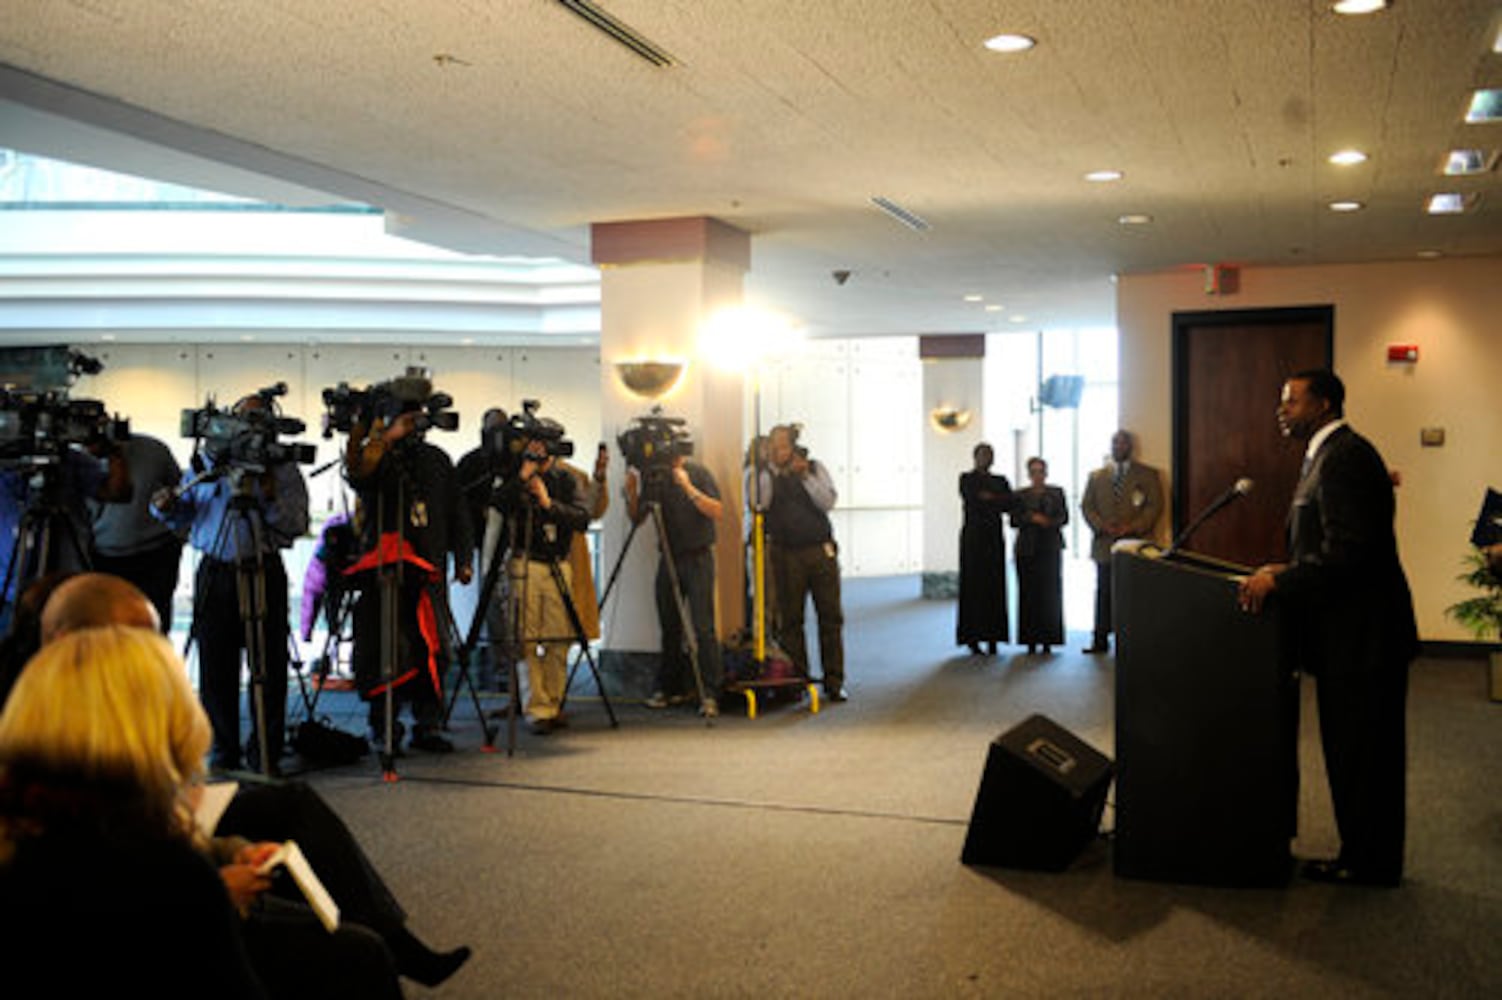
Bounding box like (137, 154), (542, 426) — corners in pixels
(1277, 424), (1418, 676)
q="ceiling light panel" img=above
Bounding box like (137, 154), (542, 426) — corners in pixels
(1465, 89), (1502, 124)
(1441, 149), (1498, 176)
(1331, 0), (1388, 14)
(1328, 150), (1368, 166)
(983, 33), (1036, 53)
(1426, 192), (1478, 214)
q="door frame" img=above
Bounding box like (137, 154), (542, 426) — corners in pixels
(1170, 305), (1334, 541)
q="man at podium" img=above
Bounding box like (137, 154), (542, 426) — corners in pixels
(1238, 368), (1418, 888)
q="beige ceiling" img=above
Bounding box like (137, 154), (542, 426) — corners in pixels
(2, 0), (1500, 336)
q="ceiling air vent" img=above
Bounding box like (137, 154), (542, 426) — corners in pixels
(870, 196), (931, 232)
(556, 0), (675, 67)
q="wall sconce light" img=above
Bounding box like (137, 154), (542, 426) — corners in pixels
(929, 406), (973, 433)
(615, 360), (686, 398)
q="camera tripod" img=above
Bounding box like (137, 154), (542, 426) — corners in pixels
(180, 469), (287, 780)
(596, 482), (712, 727)
(449, 487), (618, 754)
(1, 460), (95, 628)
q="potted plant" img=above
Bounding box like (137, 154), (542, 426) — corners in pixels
(1446, 548), (1502, 701)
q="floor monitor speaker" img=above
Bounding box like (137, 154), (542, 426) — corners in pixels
(960, 714), (1114, 871)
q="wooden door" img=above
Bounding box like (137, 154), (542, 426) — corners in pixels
(1173, 307), (1333, 567)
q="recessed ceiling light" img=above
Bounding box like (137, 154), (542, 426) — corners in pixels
(983, 33), (1036, 53)
(460, 337), (475, 345)
(100, 333), (116, 342)
(1331, 0), (1388, 14)
(1416, 249), (1444, 259)
(1495, 24), (1502, 53)
(1465, 89), (1502, 124)
(1085, 169), (1123, 182)
(1426, 192), (1476, 214)
(1328, 200), (1364, 212)
(963, 294), (984, 302)
(985, 304), (1003, 312)
(1328, 149), (1368, 166)
(1442, 149), (1497, 175)
(1009, 315), (1029, 323)
(1118, 213), (1153, 225)
(240, 334), (256, 341)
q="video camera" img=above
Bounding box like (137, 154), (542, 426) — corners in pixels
(181, 382), (316, 471)
(0, 350), (129, 469)
(321, 367), (460, 438)
(504, 399), (573, 464)
(0, 390), (130, 469)
(617, 406), (693, 474)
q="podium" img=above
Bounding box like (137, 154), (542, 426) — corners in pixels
(1112, 542), (1297, 887)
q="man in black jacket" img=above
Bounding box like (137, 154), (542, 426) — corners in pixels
(492, 431), (589, 734)
(1239, 368), (1418, 887)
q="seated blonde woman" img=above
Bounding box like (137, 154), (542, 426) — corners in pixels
(0, 626), (405, 999)
(0, 625), (265, 998)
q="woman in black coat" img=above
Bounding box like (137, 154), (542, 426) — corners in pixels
(957, 443), (1013, 656)
(1010, 456), (1069, 654)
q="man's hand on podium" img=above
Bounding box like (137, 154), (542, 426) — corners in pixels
(1238, 564), (1284, 614)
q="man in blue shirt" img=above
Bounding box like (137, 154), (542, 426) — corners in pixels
(153, 395), (309, 775)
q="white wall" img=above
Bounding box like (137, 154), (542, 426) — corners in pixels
(760, 337), (923, 577)
(1117, 256), (1502, 641)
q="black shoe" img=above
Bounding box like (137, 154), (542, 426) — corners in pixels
(825, 687), (848, 703)
(1300, 858), (1400, 888)
(410, 730), (454, 754)
(390, 928), (473, 988)
(986, 642), (999, 656)
(967, 642), (982, 656)
(1041, 645), (1052, 655)
(1083, 641), (1109, 654)
(528, 717), (554, 736)
(1026, 644), (1038, 655)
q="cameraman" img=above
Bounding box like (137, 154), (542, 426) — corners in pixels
(748, 424), (846, 702)
(152, 394), (310, 773)
(626, 451), (724, 717)
(344, 385), (473, 754)
(491, 431), (589, 735)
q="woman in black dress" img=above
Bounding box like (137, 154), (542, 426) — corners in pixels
(957, 443), (1013, 656)
(1011, 456), (1068, 654)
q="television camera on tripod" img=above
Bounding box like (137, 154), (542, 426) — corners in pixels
(0, 349), (131, 624)
(154, 382), (314, 777)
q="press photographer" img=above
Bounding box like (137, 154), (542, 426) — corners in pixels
(338, 369), (471, 754)
(748, 423), (845, 702)
(0, 350), (131, 627)
(621, 409), (725, 718)
(152, 384), (312, 774)
(489, 403), (588, 735)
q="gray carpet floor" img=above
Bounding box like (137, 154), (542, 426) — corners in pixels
(291, 576), (1501, 998)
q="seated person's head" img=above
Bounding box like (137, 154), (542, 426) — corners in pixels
(0, 626), (209, 810)
(40, 573), (158, 645)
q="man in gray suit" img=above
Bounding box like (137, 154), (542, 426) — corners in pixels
(1079, 430), (1163, 653)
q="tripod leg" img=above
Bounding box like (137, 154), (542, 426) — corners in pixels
(550, 558), (618, 729)
(648, 503), (711, 724)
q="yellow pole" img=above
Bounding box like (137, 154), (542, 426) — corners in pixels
(753, 510), (766, 661)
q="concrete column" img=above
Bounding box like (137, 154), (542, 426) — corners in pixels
(920, 335), (986, 599)
(591, 217), (750, 694)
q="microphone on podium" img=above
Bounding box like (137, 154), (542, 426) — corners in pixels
(1166, 477), (1254, 556)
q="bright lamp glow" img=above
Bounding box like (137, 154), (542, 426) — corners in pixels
(1331, 0), (1387, 14)
(1328, 149), (1368, 166)
(698, 307), (804, 373)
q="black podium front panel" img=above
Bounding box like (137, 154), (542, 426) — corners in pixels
(1112, 548), (1296, 887)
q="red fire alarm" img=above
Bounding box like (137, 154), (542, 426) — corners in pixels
(1386, 344), (1419, 363)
